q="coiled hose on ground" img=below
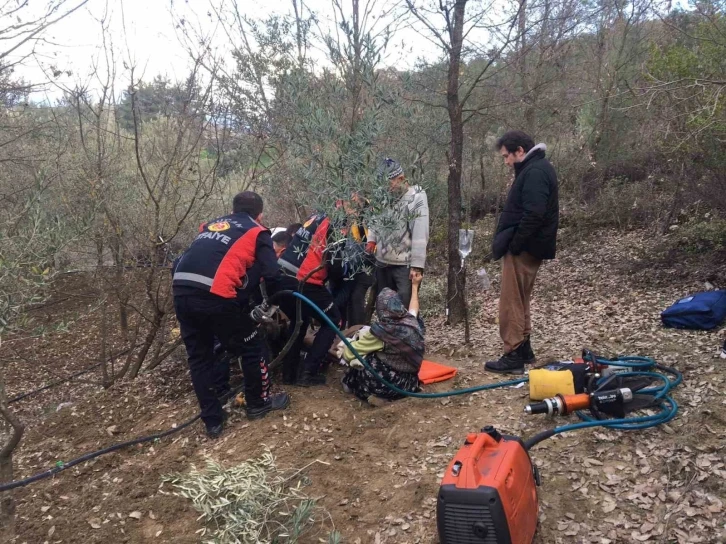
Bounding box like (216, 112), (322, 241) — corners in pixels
(291, 292), (682, 451)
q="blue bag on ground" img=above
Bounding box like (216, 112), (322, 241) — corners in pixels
(661, 290), (726, 330)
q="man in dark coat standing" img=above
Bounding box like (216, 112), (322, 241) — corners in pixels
(486, 130), (559, 374)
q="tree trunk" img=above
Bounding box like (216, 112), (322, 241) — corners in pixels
(0, 455), (16, 541)
(524, 0), (551, 134)
(100, 296), (112, 387)
(518, 0), (533, 131)
(349, 0), (363, 133)
(479, 152), (486, 194)
(662, 163), (684, 234)
(591, 15), (609, 161)
(95, 232), (104, 268)
(127, 311), (165, 379)
(109, 231), (129, 341)
(463, 260), (471, 343)
(592, 90), (611, 161)
(445, 0), (468, 326)
(112, 317), (143, 383)
(291, 0), (306, 67)
(146, 314), (168, 369)
(146, 337), (183, 372)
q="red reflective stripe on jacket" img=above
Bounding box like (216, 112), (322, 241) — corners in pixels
(210, 227), (263, 298)
(296, 217), (329, 286)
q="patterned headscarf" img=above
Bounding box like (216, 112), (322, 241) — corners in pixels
(371, 288), (425, 371)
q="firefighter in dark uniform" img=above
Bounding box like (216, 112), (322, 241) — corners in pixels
(172, 191), (290, 438)
(277, 212), (342, 386)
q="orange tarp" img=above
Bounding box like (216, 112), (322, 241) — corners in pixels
(419, 360), (457, 384)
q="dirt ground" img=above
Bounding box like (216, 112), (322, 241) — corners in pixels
(3, 229), (725, 544)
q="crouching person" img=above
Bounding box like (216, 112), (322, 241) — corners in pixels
(339, 274), (424, 406)
(172, 191), (290, 438)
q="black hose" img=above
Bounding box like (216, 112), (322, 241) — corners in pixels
(9, 346), (138, 404)
(267, 289), (295, 306)
(0, 413), (201, 492)
(9, 361), (104, 404)
(1, 291), (303, 493)
(523, 429), (556, 451)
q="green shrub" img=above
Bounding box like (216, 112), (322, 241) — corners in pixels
(561, 177), (671, 239)
(667, 216), (726, 254)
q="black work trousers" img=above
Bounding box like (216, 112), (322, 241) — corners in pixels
(174, 291), (270, 429)
(375, 264), (412, 308)
(330, 278), (355, 329)
(347, 268), (375, 326)
(277, 276), (341, 382)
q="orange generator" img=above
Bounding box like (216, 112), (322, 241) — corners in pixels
(437, 426), (539, 544)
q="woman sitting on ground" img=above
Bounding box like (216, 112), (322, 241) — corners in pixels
(339, 274), (424, 405)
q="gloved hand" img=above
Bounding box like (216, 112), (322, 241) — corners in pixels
(350, 357), (364, 369)
(365, 241), (376, 254)
(250, 301), (277, 324)
(334, 341), (345, 360)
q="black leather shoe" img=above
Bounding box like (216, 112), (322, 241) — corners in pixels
(246, 392), (291, 420)
(205, 410), (229, 439)
(485, 351), (527, 375)
(520, 337), (536, 364)
(297, 371), (326, 387)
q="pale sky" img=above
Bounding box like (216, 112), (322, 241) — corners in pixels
(10, 0), (457, 102)
(6, 0), (688, 103)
